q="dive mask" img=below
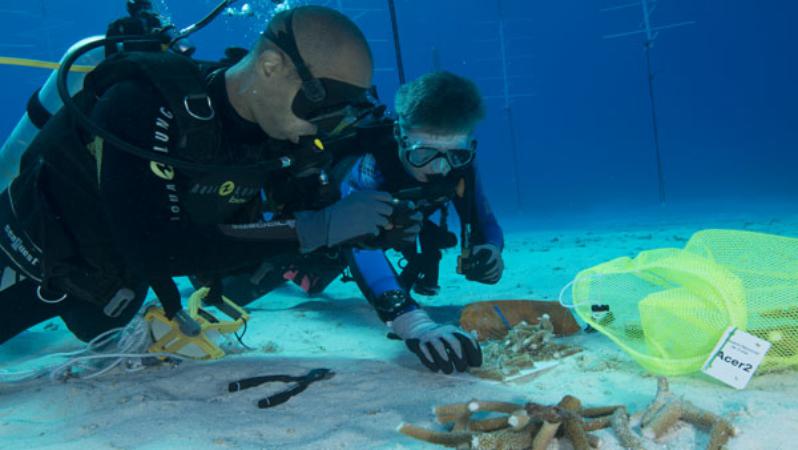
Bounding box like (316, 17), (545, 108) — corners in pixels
(397, 128), (477, 169)
(264, 9), (372, 138)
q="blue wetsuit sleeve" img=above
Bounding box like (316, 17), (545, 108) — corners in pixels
(454, 165), (504, 249)
(347, 248), (404, 299)
(340, 155), (417, 321)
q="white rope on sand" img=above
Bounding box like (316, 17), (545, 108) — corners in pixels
(0, 311), (189, 383)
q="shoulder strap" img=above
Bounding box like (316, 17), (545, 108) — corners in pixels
(84, 51), (221, 163)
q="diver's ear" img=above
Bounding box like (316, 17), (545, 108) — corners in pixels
(258, 48), (286, 78)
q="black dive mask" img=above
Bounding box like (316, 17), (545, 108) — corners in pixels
(264, 9), (371, 137)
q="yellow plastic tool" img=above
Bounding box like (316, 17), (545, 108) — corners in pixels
(145, 287), (250, 360)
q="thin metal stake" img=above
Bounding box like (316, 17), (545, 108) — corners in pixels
(386, 0), (406, 84)
(498, 0), (523, 208)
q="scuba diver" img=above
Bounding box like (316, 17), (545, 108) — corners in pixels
(0, 5), (420, 345)
(206, 71), (503, 374)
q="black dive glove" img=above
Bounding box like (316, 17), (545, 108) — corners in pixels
(462, 244), (504, 285)
(390, 308), (483, 374)
(361, 199), (422, 251)
(294, 190), (396, 253)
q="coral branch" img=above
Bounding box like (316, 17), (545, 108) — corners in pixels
(641, 377), (672, 427)
(707, 421), (736, 450)
(469, 416), (511, 433)
(435, 403), (472, 423)
(583, 415), (613, 432)
(508, 409), (531, 431)
(582, 405), (623, 418)
(531, 419), (561, 450)
(397, 423), (473, 447)
(559, 395), (591, 450)
(469, 400), (525, 415)
(680, 401), (736, 450)
(644, 402), (683, 440)
(401, 385), (735, 450)
(472, 429), (532, 450)
(610, 407), (644, 450)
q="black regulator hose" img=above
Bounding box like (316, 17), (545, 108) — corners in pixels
(169, 0), (239, 49)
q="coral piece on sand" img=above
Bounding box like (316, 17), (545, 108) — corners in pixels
(460, 300), (581, 341)
(471, 315), (581, 381)
(400, 378), (737, 449)
(641, 377), (737, 450)
(399, 396), (621, 450)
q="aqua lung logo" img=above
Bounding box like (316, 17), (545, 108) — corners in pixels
(150, 162), (175, 180)
(151, 107), (181, 222)
(152, 107), (173, 154)
(3, 224), (40, 268)
(219, 181), (235, 196)
(189, 183), (259, 204)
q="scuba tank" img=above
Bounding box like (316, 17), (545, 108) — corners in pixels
(0, 0), (213, 191)
(0, 36), (105, 191)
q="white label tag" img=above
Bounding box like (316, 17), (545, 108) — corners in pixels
(701, 327), (771, 389)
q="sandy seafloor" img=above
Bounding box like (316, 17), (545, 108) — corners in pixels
(1, 206), (797, 450)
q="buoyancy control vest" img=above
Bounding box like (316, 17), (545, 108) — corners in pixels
(6, 50), (265, 308)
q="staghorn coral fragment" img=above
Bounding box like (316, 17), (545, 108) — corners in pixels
(475, 317), (581, 381)
(402, 397), (642, 450)
(469, 400), (525, 415)
(640, 377), (737, 449)
(435, 402), (473, 423)
(707, 421), (736, 450)
(681, 401), (736, 450)
(469, 416), (512, 433)
(610, 407), (644, 450)
(397, 422), (473, 448)
(583, 415), (613, 432)
(641, 377), (673, 427)
(559, 395), (591, 450)
(524, 402), (561, 422)
(531, 419), (561, 450)
(680, 400), (729, 430)
(582, 405), (623, 418)
(644, 402), (683, 440)
(471, 428), (533, 450)
(507, 409), (531, 431)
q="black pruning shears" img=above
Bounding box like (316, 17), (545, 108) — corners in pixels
(228, 368), (335, 409)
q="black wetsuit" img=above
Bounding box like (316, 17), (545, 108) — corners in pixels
(0, 68), (300, 344)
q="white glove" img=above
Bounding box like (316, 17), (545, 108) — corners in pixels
(390, 309), (482, 374)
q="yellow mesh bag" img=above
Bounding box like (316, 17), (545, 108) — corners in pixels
(571, 229), (798, 375)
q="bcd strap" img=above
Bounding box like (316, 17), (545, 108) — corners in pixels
(83, 51), (221, 165)
(26, 88), (51, 130)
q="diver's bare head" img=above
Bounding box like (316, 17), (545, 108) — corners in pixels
(226, 6), (373, 144)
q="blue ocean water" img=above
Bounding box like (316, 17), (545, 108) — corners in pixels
(0, 0), (795, 218)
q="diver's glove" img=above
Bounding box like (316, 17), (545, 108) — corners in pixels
(362, 199), (423, 251)
(390, 308), (483, 374)
(294, 190), (395, 253)
(463, 244), (504, 284)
